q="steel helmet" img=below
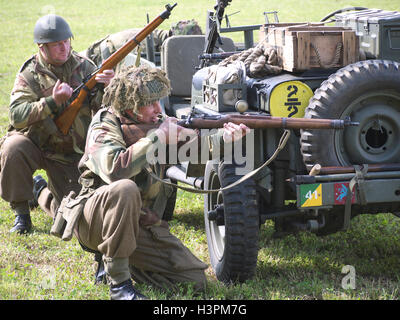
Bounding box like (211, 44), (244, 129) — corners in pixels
(34, 14), (73, 44)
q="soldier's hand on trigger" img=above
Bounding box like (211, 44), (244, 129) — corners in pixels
(52, 79), (73, 106)
(95, 69), (115, 87)
(223, 122), (250, 143)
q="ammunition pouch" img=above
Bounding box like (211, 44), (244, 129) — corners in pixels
(50, 190), (91, 241)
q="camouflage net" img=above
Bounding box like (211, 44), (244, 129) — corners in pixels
(103, 64), (171, 116)
(219, 40), (282, 77)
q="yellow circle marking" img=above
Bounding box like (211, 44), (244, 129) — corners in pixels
(270, 81), (313, 118)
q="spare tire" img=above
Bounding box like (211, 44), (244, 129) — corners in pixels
(301, 60), (400, 170)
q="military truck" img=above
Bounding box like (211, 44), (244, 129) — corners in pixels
(88, 2), (400, 284)
(138, 1), (400, 285)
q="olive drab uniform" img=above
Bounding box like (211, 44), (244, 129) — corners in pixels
(56, 108), (208, 291)
(0, 51), (103, 217)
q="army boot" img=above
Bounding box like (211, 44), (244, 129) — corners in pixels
(103, 256), (147, 300)
(110, 279), (147, 300)
(28, 175), (48, 209)
(10, 202), (32, 234)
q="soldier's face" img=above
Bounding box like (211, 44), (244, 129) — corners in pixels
(40, 39), (71, 66)
(136, 101), (162, 124)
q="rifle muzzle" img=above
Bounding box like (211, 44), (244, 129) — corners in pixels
(329, 118), (359, 129)
(343, 117), (360, 127)
(161, 3), (177, 19)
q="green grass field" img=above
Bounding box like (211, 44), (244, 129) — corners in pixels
(1, 0), (400, 300)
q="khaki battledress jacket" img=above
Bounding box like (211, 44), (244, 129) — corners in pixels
(8, 51), (102, 163)
(0, 51), (103, 210)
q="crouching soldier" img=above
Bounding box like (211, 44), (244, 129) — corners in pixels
(51, 65), (202, 299)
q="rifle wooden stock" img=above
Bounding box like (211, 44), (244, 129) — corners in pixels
(55, 3), (177, 135)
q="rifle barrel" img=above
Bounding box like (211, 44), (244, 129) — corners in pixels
(199, 51), (237, 60)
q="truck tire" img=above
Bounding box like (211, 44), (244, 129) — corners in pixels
(203, 160), (259, 283)
(301, 60), (400, 170)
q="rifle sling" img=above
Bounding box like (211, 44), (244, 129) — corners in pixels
(144, 129), (291, 194)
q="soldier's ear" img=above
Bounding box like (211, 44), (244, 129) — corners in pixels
(38, 43), (46, 54)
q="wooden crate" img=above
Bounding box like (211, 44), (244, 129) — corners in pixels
(260, 24), (359, 72)
(259, 23), (307, 42)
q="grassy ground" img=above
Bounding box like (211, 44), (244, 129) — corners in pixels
(1, 190), (399, 300)
(1, 0), (400, 300)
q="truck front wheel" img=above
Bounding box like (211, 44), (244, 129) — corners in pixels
(203, 160), (259, 283)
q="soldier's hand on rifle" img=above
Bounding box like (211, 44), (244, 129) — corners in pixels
(223, 122), (250, 143)
(156, 117), (195, 145)
(52, 79), (73, 106)
(95, 69), (115, 87)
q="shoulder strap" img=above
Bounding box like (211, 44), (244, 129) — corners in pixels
(19, 55), (42, 97)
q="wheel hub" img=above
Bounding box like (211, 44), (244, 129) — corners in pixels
(360, 119), (392, 154)
(208, 204), (225, 226)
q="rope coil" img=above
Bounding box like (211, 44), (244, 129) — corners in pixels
(219, 40), (282, 77)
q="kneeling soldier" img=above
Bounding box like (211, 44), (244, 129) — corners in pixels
(53, 64), (249, 299)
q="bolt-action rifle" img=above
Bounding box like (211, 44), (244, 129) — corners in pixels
(55, 3), (177, 135)
(121, 111), (358, 147)
(177, 112), (358, 130)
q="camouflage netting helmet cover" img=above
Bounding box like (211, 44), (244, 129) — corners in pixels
(103, 65), (171, 117)
(34, 14), (73, 44)
(170, 19), (202, 35)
